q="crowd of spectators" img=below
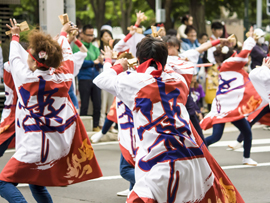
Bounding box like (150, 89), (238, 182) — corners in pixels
(1, 15), (269, 132)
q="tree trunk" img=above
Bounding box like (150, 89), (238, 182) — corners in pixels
(90, 0), (106, 37)
(164, 0), (173, 31)
(145, 0), (155, 12)
(119, 0), (133, 35)
(189, 0), (206, 35)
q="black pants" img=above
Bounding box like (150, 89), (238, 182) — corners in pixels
(206, 118), (252, 158)
(237, 105), (270, 142)
(185, 95), (206, 144)
(79, 79), (101, 128)
(0, 134), (15, 157)
(190, 114), (206, 144)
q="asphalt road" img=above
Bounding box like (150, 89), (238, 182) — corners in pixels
(0, 125), (269, 203)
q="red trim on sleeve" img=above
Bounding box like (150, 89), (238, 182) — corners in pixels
(105, 58), (112, 64)
(12, 35), (20, 42)
(135, 23), (139, 27)
(211, 39), (220, 47)
(60, 32), (67, 37)
(74, 39), (82, 47)
(111, 64), (123, 74)
(123, 33), (132, 42)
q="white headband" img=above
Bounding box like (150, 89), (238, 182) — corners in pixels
(101, 25), (112, 32)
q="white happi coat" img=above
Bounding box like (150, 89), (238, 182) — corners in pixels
(249, 65), (270, 105)
(113, 32), (145, 57)
(94, 60), (215, 202)
(0, 34), (102, 186)
(201, 37), (268, 130)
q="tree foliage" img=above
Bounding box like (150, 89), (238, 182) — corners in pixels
(10, 0), (39, 25)
(9, 0), (270, 38)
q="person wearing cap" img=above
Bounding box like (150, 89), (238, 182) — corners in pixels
(99, 25), (113, 51)
(250, 28), (268, 70)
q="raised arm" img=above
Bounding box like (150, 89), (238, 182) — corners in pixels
(55, 22), (79, 74)
(249, 58), (270, 103)
(113, 11), (143, 53)
(6, 18), (31, 83)
(93, 58), (140, 109)
(220, 37), (255, 72)
(196, 38), (228, 54)
(58, 22), (77, 62)
(68, 34), (87, 76)
(220, 27), (256, 72)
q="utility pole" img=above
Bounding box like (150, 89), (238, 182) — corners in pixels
(257, 0), (262, 28)
(65, 0), (76, 24)
(155, 0), (165, 23)
(39, 0), (64, 37)
(244, 0), (249, 40)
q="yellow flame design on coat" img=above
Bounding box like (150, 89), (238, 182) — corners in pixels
(238, 95), (261, 115)
(0, 125), (10, 134)
(65, 139), (94, 181)
(208, 177), (236, 203)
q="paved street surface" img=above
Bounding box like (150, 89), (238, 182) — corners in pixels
(0, 125), (269, 203)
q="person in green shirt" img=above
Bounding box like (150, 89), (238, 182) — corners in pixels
(72, 24), (102, 131)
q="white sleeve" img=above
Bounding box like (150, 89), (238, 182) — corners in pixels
(57, 35), (73, 62)
(9, 41), (34, 84)
(73, 52), (87, 76)
(125, 33), (145, 57)
(179, 49), (200, 65)
(103, 62), (112, 71)
(113, 39), (130, 53)
(249, 66), (270, 104)
(93, 68), (143, 109)
(207, 46), (216, 64)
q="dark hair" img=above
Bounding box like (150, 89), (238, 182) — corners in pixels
(181, 14), (191, 24)
(28, 30), (63, 70)
(184, 25), (196, 35)
(82, 24), (94, 33)
(166, 29), (177, 36)
(198, 33), (208, 39)
(136, 36), (168, 69)
(112, 39), (121, 48)
(99, 29), (113, 50)
(162, 35), (181, 51)
(213, 46), (235, 64)
(211, 22), (223, 30)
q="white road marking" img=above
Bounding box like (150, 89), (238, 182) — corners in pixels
(221, 162), (270, 170)
(234, 146), (270, 153)
(210, 139), (270, 147)
(16, 163), (270, 188)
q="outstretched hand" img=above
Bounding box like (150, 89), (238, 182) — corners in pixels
(61, 22), (78, 34)
(6, 18), (20, 35)
(129, 26), (137, 35)
(68, 33), (76, 43)
(136, 11), (144, 25)
(249, 26), (254, 38)
(262, 57), (270, 69)
(101, 46), (113, 59)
